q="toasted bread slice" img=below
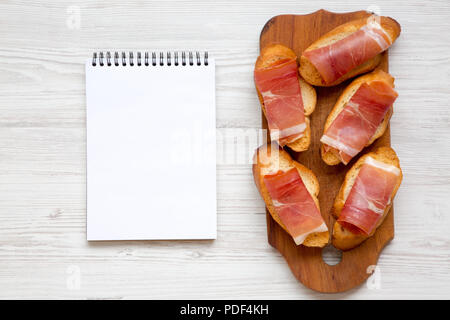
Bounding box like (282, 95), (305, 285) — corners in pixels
(332, 147), (403, 250)
(321, 69), (396, 165)
(299, 15), (401, 87)
(255, 44), (317, 152)
(253, 143), (329, 247)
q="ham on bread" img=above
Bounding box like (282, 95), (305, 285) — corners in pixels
(254, 58), (306, 145)
(332, 147), (403, 250)
(255, 44), (317, 152)
(321, 69), (398, 165)
(299, 15), (401, 87)
(253, 143), (329, 247)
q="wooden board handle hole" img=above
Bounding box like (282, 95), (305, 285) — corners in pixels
(321, 245), (343, 266)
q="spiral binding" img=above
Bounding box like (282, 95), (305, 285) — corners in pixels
(92, 51), (209, 67)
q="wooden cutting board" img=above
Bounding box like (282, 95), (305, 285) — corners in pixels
(259, 9), (394, 293)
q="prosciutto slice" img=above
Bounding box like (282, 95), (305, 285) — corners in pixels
(337, 156), (400, 235)
(320, 80), (398, 164)
(303, 18), (392, 84)
(254, 58), (306, 146)
(263, 168), (327, 245)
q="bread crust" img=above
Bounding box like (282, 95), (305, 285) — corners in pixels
(321, 69), (396, 165)
(252, 143), (329, 247)
(299, 15), (401, 87)
(331, 146), (403, 250)
(255, 44), (317, 152)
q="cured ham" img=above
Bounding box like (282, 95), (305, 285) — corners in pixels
(263, 168), (327, 245)
(254, 58), (306, 146)
(303, 17), (392, 84)
(320, 80), (398, 164)
(337, 156), (400, 235)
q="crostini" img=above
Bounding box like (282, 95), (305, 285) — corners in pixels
(299, 15), (401, 87)
(254, 44), (317, 152)
(332, 147), (403, 250)
(321, 69), (398, 165)
(253, 143), (329, 247)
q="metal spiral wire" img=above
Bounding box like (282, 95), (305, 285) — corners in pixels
(92, 51), (209, 66)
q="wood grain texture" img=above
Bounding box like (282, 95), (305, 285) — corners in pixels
(260, 9), (394, 293)
(0, 0), (450, 299)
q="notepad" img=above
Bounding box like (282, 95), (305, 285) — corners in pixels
(86, 51), (216, 241)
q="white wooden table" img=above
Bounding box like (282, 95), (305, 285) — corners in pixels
(1, 0), (449, 299)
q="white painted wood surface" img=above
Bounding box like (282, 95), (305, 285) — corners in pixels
(0, 0), (449, 299)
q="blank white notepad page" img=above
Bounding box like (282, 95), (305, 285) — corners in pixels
(86, 54), (216, 240)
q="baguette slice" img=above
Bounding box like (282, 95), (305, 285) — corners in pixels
(253, 143), (329, 247)
(321, 69), (395, 166)
(332, 147), (403, 250)
(255, 44), (317, 152)
(299, 15), (401, 87)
